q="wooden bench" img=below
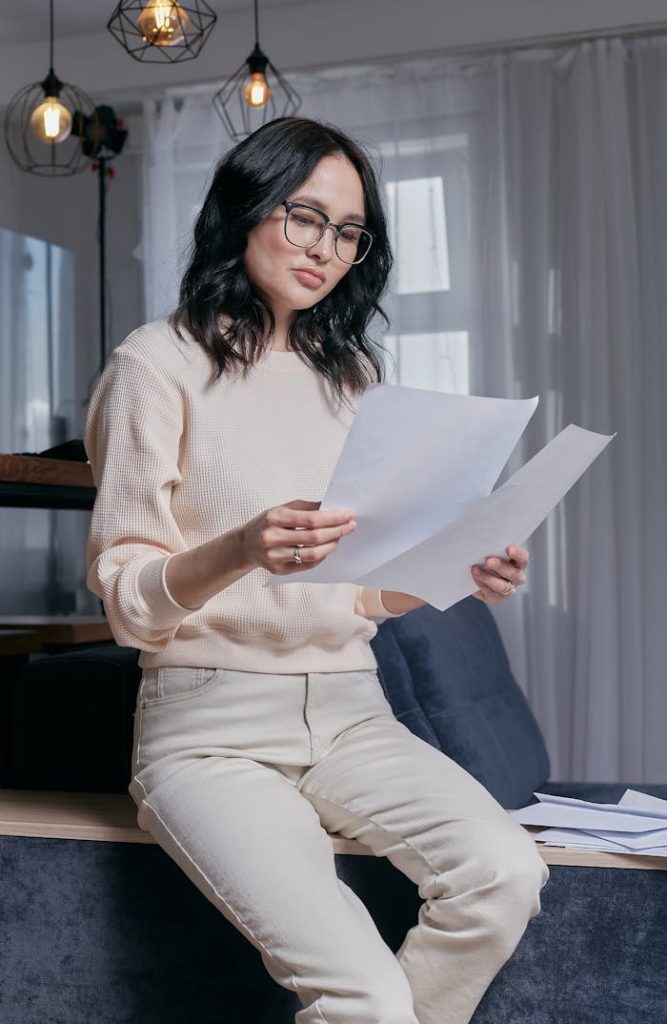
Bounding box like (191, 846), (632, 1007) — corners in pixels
(1, 789), (665, 870)
(2, 790), (665, 1023)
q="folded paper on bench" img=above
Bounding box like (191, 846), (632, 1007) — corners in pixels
(510, 789), (667, 857)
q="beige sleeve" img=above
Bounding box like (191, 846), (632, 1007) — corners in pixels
(84, 346), (203, 652)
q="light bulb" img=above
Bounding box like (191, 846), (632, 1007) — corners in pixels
(30, 96), (72, 143)
(243, 72), (271, 108)
(135, 1), (191, 46)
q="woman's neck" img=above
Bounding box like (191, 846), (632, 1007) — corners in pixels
(267, 323), (294, 352)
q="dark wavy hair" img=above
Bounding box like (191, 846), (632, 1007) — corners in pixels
(169, 116), (393, 410)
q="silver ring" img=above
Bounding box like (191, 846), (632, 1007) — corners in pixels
(503, 579), (515, 595)
(293, 544), (304, 564)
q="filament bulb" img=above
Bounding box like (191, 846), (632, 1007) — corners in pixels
(30, 96), (72, 143)
(135, 1), (192, 46)
(243, 72), (271, 108)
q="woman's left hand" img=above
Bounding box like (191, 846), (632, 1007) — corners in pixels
(470, 543), (529, 604)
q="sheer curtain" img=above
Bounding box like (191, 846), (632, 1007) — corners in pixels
(141, 37), (667, 783)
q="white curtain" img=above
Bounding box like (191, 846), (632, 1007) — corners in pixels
(141, 37), (667, 784)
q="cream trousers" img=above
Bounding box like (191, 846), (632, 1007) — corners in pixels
(129, 665), (550, 1024)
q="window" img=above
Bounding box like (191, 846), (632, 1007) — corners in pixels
(383, 331), (470, 393)
(0, 228), (89, 614)
(385, 176), (450, 295)
(369, 119), (477, 395)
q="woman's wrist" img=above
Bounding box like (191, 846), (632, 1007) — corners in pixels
(380, 590), (427, 615)
(164, 527), (256, 610)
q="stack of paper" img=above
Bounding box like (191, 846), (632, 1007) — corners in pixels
(265, 384), (615, 614)
(509, 789), (667, 857)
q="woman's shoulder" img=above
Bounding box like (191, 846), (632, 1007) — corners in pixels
(111, 316), (207, 380)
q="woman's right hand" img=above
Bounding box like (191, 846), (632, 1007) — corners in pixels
(238, 499), (357, 575)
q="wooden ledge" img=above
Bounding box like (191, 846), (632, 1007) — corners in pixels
(0, 453), (93, 488)
(0, 790), (665, 870)
(0, 615), (112, 645)
(0, 789), (373, 852)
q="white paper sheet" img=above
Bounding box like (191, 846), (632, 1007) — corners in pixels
(511, 789), (667, 857)
(511, 803), (667, 833)
(269, 385), (539, 587)
(532, 791), (667, 822)
(527, 828), (667, 857)
(582, 828), (667, 851)
(618, 788), (667, 812)
(264, 383), (614, 612)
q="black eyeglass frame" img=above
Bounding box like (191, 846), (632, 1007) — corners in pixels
(280, 200), (374, 265)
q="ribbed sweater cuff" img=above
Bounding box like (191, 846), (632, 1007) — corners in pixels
(137, 554), (205, 626)
(361, 587), (404, 620)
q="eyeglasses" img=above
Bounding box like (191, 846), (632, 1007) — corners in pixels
(281, 200), (374, 265)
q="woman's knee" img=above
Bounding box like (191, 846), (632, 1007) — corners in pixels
(494, 827), (550, 912)
(472, 818), (550, 925)
(432, 817), (550, 914)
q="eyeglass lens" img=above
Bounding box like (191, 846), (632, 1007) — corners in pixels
(285, 207), (372, 264)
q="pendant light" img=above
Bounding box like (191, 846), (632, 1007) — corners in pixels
(213, 0), (302, 141)
(107, 1), (217, 63)
(4, 0), (98, 176)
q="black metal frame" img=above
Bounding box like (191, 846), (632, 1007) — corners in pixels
(212, 0), (301, 141)
(3, 0), (98, 177)
(107, 1), (217, 63)
(281, 201), (374, 265)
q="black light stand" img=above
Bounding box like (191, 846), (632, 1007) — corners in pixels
(71, 105), (128, 374)
(97, 154), (109, 376)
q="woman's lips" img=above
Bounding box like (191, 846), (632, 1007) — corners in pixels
(292, 269), (324, 288)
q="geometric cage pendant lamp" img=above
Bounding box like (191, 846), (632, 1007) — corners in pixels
(213, 0), (302, 142)
(4, 0), (98, 176)
(107, 1), (218, 63)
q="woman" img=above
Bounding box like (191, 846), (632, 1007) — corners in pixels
(85, 116), (548, 1024)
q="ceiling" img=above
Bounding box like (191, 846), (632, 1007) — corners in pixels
(0, 0), (304, 47)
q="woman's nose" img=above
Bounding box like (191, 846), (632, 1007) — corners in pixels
(306, 224), (336, 259)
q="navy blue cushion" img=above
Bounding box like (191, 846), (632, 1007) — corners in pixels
(370, 596), (550, 809)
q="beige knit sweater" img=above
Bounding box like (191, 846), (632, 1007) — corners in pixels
(84, 318), (403, 672)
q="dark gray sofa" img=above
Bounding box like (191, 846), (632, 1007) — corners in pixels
(2, 596), (665, 1023)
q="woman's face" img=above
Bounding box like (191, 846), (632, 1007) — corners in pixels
(243, 153), (366, 323)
